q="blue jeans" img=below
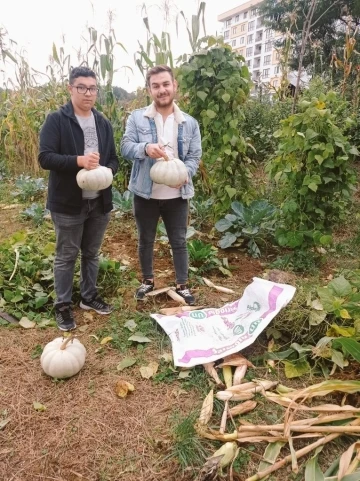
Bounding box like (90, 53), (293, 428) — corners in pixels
(51, 198), (110, 305)
(133, 195), (189, 285)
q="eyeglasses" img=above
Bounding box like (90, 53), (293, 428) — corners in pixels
(71, 85), (99, 95)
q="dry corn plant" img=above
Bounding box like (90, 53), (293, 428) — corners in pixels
(196, 353), (360, 481)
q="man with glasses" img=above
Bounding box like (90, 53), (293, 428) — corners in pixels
(39, 66), (118, 331)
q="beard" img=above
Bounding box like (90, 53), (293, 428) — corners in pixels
(153, 93), (174, 109)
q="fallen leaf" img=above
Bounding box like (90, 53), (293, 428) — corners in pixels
(220, 296), (230, 302)
(117, 357), (137, 371)
(100, 336), (113, 345)
(140, 361), (159, 379)
(78, 325), (89, 332)
(124, 319), (137, 332)
(37, 318), (52, 328)
(19, 317), (36, 329)
(33, 401), (46, 412)
(171, 388), (188, 398)
(115, 380), (135, 398)
(121, 259), (130, 266)
(178, 370), (192, 379)
(0, 419), (10, 430)
(90, 334), (99, 341)
(159, 352), (173, 363)
(128, 334), (151, 343)
(83, 312), (94, 321)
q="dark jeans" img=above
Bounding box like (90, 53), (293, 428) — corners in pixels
(51, 198), (110, 306)
(133, 195), (189, 285)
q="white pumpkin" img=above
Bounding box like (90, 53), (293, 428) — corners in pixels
(150, 158), (188, 188)
(76, 166), (113, 191)
(40, 337), (86, 379)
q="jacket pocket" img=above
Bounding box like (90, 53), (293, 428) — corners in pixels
(137, 126), (152, 141)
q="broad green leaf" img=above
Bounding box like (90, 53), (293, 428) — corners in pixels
(124, 319), (137, 332)
(215, 218), (233, 232)
(317, 288), (336, 312)
(225, 186), (237, 199)
(340, 309), (351, 319)
(11, 295), (23, 303)
(304, 453), (324, 481)
(197, 91), (207, 101)
(328, 276), (352, 297)
(327, 325), (355, 338)
(308, 182), (318, 192)
(206, 109), (216, 119)
(319, 235), (332, 246)
(42, 243), (56, 256)
(309, 310), (327, 326)
(333, 338), (360, 362)
(331, 349), (346, 368)
(283, 358), (311, 378)
(128, 334), (151, 343)
(117, 357), (137, 371)
(218, 233), (237, 249)
(222, 93), (230, 103)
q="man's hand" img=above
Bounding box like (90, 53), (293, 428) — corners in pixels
(77, 152), (100, 170)
(145, 143), (167, 159)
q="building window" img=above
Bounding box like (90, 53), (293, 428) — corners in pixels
(226, 19), (232, 27)
(247, 60), (252, 67)
(240, 36), (245, 45)
(244, 11), (248, 19)
(247, 34), (253, 44)
(251, 8), (258, 17)
(274, 65), (280, 74)
(264, 55), (271, 65)
(224, 30), (229, 40)
(265, 29), (273, 39)
(232, 27), (237, 34)
(235, 15), (239, 22)
(246, 47), (253, 57)
(248, 21), (255, 31)
(263, 68), (270, 77)
(240, 24), (246, 32)
(265, 41), (272, 52)
(238, 48), (244, 56)
(232, 39), (236, 47)
(275, 51), (280, 60)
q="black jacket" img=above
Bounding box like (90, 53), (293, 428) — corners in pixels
(38, 101), (119, 214)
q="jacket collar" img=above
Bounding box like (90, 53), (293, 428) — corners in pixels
(144, 101), (185, 123)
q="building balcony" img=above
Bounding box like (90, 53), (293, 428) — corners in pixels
(253, 58), (261, 68)
(252, 70), (261, 80)
(256, 18), (264, 29)
(254, 45), (262, 56)
(255, 31), (263, 42)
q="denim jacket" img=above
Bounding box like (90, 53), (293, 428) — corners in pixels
(120, 102), (202, 199)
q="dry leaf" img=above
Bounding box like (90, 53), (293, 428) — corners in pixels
(83, 312), (93, 321)
(33, 401), (46, 412)
(203, 362), (224, 386)
(159, 352), (173, 363)
(140, 362), (159, 379)
(199, 389), (214, 425)
(115, 380), (135, 398)
(19, 317), (36, 329)
(128, 334), (151, 343)
(228, 400), (257, 417)
(100, 336), (113, 345)
(78, 325), (89, 332)
(178, 369), (192, 379)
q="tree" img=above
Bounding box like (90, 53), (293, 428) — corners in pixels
(260, 0), (360, 76)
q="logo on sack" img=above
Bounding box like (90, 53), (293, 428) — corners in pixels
(249, 319), (262, 334)
(233, 324), (245, 335)
(189, 311), (206, 320)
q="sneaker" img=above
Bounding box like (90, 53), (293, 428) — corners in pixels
(175, 285), (195, 306)
(55, 304), (76, 331)
(135, 279), (154, 300)
(80, 296), (113, 315)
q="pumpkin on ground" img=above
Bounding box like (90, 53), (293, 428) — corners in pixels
(40, 337), (86, 379)
(76, 166), (113, 191)
(150, 157), (188, 188)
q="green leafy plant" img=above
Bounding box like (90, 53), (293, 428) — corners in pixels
(112, 188), (133, 217)
(187, 239), (231, 276)
(177, 44), (251, 217)
(215, 200), (276, 257)
(189, 197), (214, 230)
(12, 175), (47, 202)
(267, 92), (358, 249)
(21, 203), (50, 226)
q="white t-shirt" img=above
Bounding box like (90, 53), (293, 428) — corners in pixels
(150, 112), (181, 200)
(76, 112), (100, 199)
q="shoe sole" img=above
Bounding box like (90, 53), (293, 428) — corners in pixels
(58, 323), (77, 331)
(79, 302), (112, 315)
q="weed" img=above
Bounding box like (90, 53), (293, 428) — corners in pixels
(188, 239), (231, 276)
(21, 203), (50, 226)
(12, 175), (46, 202)
(31, 344), (43, 359)
(271, 250), (321, 274)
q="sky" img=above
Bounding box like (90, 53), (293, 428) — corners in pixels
(0, 0), (244, 92)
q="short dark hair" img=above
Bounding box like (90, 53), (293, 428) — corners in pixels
(69, 66), (96, 84)
(146, 65), (174, 87)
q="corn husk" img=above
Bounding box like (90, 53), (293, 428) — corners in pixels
(223, 365), (233, 389)
(216, 391), (255, 402)
(203, 362), (224, 387)
(228, 400), (257, 417)
(210, 442), (238, 468)
(233, 365), (248, 385)
(220, 400), (229, 434)
(199, 389), (214, 426)
(145, 286), (170, 296)
(167, 288), (187, 305)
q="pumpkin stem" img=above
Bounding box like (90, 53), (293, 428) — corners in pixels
(60, 335), (74, 350)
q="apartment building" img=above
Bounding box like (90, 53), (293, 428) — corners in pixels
(218, 0), (282, 90)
